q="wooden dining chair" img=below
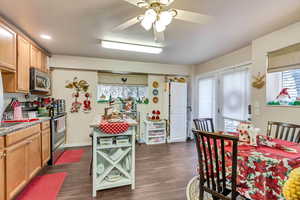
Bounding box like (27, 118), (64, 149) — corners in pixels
(193, 130), (239, 200)
(193, 118), (215, 132)
(267, 121), (300, 143)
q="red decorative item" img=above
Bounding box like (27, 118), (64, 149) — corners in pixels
(152, 110), (156, 114)
(99, 121), (129, 134)
(155, 116), (160, 120)
(151, 116), (156, 120)
(156, 110), (160, 115)
(83, 92), (92, 112)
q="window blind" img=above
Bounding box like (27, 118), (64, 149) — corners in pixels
(282, 69), (300, 98)
(97, 72), (148, 86)
(198, 77), (215, 118)
(268, 43), (300, 73)
(222, 69), (249, 121)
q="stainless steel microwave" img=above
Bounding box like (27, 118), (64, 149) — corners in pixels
(30, 68), (51, 93)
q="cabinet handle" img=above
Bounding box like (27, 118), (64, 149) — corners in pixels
(0, 153), (6, 159)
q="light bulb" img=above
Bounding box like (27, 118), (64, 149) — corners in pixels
(155, 21), (166, 32)
(145, 9), (157, 23)
(141, 18), (152, 31)
(159, 11), (173, 26)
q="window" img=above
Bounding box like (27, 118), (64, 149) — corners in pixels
(197, 65), (250, 132)
(97, 85), (148, 101)
(267, 68), (300, 104)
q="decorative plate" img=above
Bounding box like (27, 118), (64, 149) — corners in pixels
(152, 81), (159, 88)
(152, 89), (159, 96)
(153, 97), (159, 104)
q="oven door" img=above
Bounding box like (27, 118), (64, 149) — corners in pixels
(51, 115), (66, 150)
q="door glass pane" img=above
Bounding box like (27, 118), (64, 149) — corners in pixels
(222, 69), (249, 121)
(198, 78), (215, 118)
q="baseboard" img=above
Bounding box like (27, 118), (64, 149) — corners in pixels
(63, 143), (91, 148)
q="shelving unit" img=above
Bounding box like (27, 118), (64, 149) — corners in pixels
(144, 120), (166, 145)
(92, 127), (135, 197)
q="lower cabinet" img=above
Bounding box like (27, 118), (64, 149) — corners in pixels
(5, 132), (42, 200)
(27, 133), (42, 180)
(0, 149), (5, 200)
(5, 140), (28, 200)
(41, 128), (51, 166)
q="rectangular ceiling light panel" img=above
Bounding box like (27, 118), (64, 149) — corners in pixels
(101, 40), (162, 54)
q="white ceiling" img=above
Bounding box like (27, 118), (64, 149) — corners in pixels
(1, 0), (300, 65)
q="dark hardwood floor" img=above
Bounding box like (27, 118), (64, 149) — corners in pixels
(43, 142), (197, 200)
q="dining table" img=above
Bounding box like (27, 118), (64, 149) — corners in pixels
(223, 134), (300, 200)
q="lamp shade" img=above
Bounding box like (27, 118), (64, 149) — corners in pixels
(155, 21), (166, 32)
(159, 11), (173, 26)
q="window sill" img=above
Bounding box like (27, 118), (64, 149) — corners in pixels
(266, 104), (300, 108)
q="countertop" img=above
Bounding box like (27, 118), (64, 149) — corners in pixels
(0, 117), (51, 136)
(90, 116), (138, 128)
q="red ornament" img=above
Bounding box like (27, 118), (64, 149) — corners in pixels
(151, 116), (156, 120)
(156, 110), (160, 115)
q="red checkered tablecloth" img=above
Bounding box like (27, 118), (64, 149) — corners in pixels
(99, 121), (129, 134)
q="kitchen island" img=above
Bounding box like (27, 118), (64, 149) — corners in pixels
(90, 117), (137, 197)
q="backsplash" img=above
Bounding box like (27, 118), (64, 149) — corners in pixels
(4, 93), (40, 108)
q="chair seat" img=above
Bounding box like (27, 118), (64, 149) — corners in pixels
(186, 176), (246, 200)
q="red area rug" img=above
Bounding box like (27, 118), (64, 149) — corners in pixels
(17, 172), (67, 200)
(55, 149), (85, 165)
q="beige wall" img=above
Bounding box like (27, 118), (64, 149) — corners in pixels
(193, 21), (300, 132)
(50, 55), (191, 76)
(251, 21), (300, 131)
(50, 56), (190, 146)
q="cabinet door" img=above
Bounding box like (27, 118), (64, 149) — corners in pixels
(41, 128), (51, 166)
(5, 140), (28, 200)
(17, 35), (30, 92)
(0, 21), (16, 71)
(30, 45), (41, 70)
(0, 150), (5, 200)
(27, 133), (42, 180)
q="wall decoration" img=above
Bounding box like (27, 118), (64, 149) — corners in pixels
(153, 97), (159, 104)
(65, 77), (92, 113)
(152, 81), (159, 88)
(152, 89), (159, 96)
(252, 72), (265, 89)
(83, 93), (92, 112)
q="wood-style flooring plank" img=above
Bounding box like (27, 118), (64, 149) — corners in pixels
(42, 142), (197, 200)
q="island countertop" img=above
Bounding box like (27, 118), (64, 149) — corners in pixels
(89, 116), (138, 128)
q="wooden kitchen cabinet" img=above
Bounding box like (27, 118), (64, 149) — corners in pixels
(41, 128), (51, 166)
(0, 136), (5, 200)
(27, 133), (42, 180)
(5, 140), (28, 200)
(3, 35), (30, 93)
(41, 52), (49, 73)
(0, 20), (17, 72)
(30, 44), (42, 70)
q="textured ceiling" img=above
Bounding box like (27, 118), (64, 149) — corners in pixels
(1, 0), (300, 65)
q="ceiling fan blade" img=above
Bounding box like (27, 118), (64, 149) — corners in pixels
(154, 29), (165, 43)
(174, 9), (212, 24)
(113, 17), (140, 31)
(123, 0), (148, 7)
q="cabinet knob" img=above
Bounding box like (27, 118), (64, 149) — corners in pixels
(0, 153), (6, 159)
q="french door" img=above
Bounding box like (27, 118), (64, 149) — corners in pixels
(197, 65), (250, 131)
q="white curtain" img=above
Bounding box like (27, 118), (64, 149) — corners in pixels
(198, 77), (215, 118)
(222, 69), (249, 121)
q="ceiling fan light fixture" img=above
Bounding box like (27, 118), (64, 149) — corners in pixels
(101, 40), (162, 54)
(159, 0), (174, 5)
(154, 21), (166, 32)
(159, 11), (173, 26)
(141, 18), (153, 31)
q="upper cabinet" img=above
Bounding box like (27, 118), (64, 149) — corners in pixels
(0, 20), (17, 72)
(30, 44), (41, 70)
(3, 35), (30, 93)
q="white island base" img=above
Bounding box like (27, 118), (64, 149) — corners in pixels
(90, 120), (136, 197)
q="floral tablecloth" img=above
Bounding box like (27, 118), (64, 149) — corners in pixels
(225, 136), (300, 200)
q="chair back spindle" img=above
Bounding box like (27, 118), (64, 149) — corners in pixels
(267, 121), (300, 143)
(194, 118), (215, 132)
(193, 130), (239, 200)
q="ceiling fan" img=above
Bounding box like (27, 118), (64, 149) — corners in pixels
(113, 0), (212, 42)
